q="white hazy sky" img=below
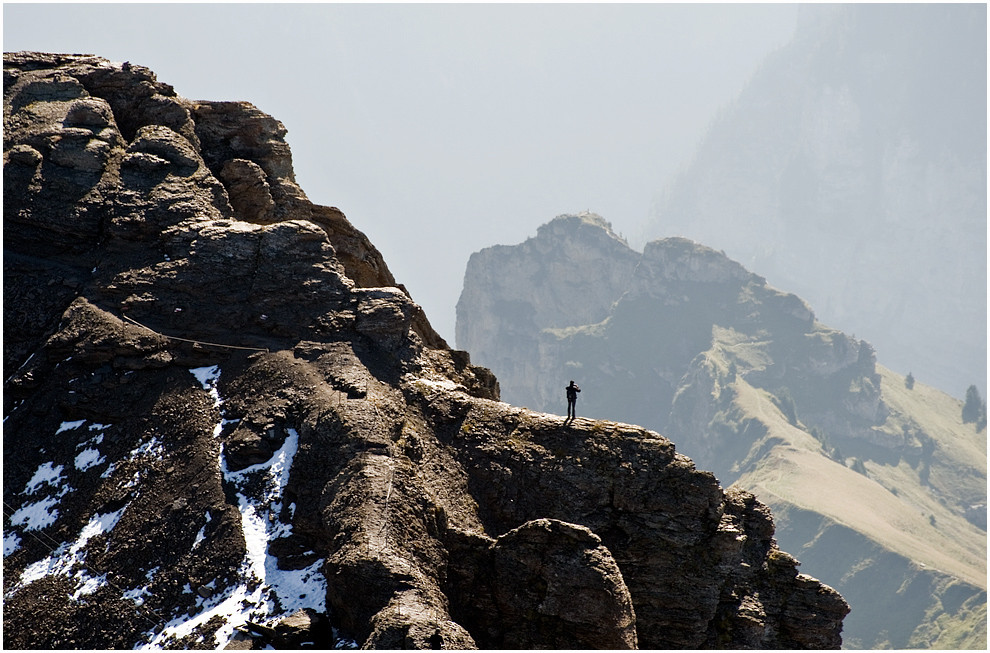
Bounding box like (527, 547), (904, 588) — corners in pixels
(3, 2), (798, 344)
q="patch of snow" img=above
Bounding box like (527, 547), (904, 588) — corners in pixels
(123, 585), (152, 606)
(131, 436), (164, 459)
(72, 571), (109, 600)
(23, 462), (65, 495)
(9, 496), (61, 531)
(333, 631), (359, 649)
(56, 419), (87, 434)
(123, 470), (143, 490)
(73, 423), (109, 446)
(75, 447), (105, 471)
(191, 511), (212, 550)
(3, 399), (24, 422)
(17, 463), (75, 530)
(77, 432), (105, 448)
(141, 428), (328, 649)
(143, 580), (256, 648)
(111, 436), (165, 492)
(4, 531), (22, 557)
(7, 506), (127, 600)
(189, 365), (222, 408)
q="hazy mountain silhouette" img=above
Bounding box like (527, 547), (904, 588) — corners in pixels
(639, 3), (986, 400)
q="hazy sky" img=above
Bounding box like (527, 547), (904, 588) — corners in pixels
(3, 2), (798, 343)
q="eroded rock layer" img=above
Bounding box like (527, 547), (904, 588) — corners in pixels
(3, 52), (847, 649)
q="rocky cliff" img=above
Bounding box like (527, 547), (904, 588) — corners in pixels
(3, 53), (848, 649)
(641, 3), (987, 399)
(456, 212), (987, 649)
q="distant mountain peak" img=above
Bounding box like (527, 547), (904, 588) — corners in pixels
(537, 211), (627, 244)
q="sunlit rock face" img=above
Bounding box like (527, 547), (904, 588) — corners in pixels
(4, 52), (847, 649)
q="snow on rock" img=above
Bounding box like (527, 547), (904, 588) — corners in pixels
(23, 461), (65, 495)
(11, 461), (74, 536)
(75, 447), (105, 471)
(192, 512), (211, 550)
(129, 436), (164, 460)
(55, 419), (86, 434)
(9, 496), (62, 531)
(139, 380), (327, 649)
(189, 365), (222, 409)
(123, 585), (153, 606)
(5, 507), (127, 600)
(77, 423), (109, 450)
(4, 531), (22, 557)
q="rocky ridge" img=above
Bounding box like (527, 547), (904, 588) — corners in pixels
(456, 211), (987, 648)
(4, 53), (847, 649)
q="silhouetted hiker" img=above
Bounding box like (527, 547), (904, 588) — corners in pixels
(566, 380), (581, 419)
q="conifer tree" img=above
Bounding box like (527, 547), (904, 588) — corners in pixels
(962, 385), (986, 430)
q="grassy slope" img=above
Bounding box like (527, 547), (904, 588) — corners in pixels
(721, 364), (986, 647)
(873, 366), (987, 512)
(730, 372), (985, 589)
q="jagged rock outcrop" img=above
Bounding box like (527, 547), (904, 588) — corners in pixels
(446, 518), (638, 649)
(4, 52), (847, 649)
(456, 213), (639, 409)
(456, 212), (987, 649)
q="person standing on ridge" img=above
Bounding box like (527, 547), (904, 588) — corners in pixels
(566, 380), (581, 420)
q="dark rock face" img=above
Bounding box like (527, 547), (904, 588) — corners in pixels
(446, 518), (638, 649)
(4, 52), (847, 649)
